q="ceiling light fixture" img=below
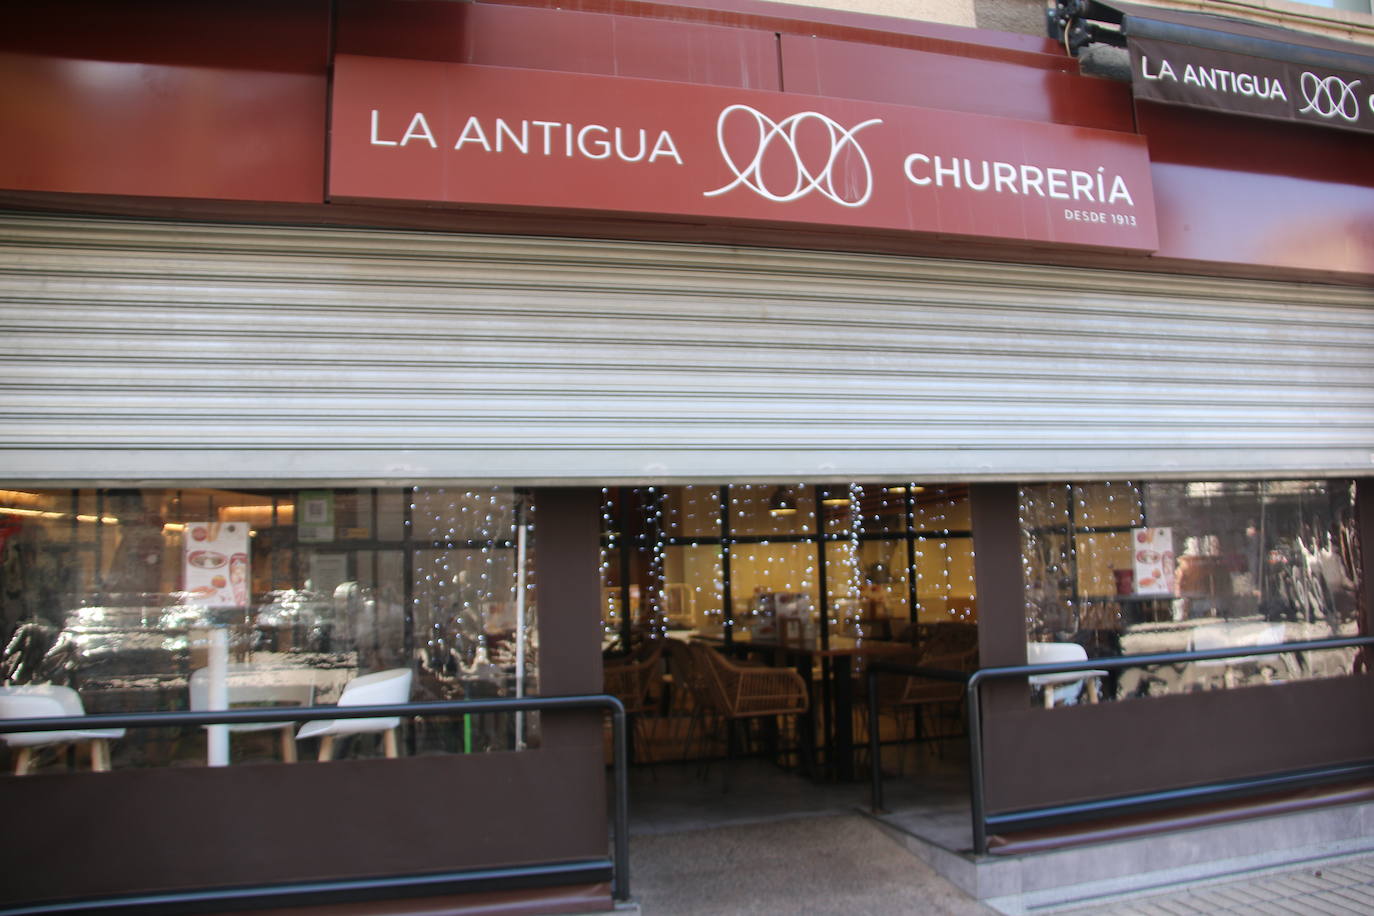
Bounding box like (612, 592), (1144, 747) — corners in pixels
(768, 487), (797, 516)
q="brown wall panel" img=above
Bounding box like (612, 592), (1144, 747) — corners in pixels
(0, 54), (326, 203)
(780, 35), (1135, 131)
(337, 0), (782, 89)
(983, 675), (1374, 814)
(482, 0), (1059, 59)
(0, 0), (329, 72)
(1141, 102), (1374, 277)
(1150, 160), (1374, 278)
(0, 0), (328, 203)
(0, 749), (608, 906)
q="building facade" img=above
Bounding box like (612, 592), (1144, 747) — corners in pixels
(0, 0), (1371, 912)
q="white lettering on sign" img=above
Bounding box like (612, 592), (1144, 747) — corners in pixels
(903, 155), (1134, 206)
(369, 110), (396, 147)
(402, 112), (437, 148)
(1140, 56), (1177, 83)
(1139, 56), (1287, 102)
(368, 110), (439, 147)
(369, 110), (683, 164)
(1183, 64), (1286, 100)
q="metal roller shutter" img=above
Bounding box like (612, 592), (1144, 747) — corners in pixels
(1, 212), (1371, 484)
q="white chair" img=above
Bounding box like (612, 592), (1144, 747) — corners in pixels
(296, 668), (413, 761)
(190, 665), (315, 763)
(1027, 642), (1108, 708)
(0, 685), (126, 775)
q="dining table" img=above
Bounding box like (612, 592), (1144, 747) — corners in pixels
(695, 631), (915, 782)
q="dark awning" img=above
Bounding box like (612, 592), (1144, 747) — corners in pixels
(1049, 1), (1374, 135)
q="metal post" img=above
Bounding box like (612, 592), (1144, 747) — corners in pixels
(609, 700), (631, 902)
(965, 671), (988, 855)
(868, 665), (884, 813)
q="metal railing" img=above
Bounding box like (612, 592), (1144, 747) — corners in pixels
(868, 635), (1374, 855)
(0, 693), (629, 914)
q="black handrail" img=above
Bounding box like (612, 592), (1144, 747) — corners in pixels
(0, 693), (630, 911)
(867, 634), (1374, 855)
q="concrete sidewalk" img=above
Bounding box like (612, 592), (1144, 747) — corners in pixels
(1053, 853), (1374, 915)
(627, 811), (1374, 914)
(630, 812), (993, 914)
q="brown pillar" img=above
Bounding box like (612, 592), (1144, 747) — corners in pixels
(969, 483), (1027, 718)
(534, 487), (606, 748)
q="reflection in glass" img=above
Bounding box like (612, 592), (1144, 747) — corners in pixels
(598, 483), (978, 649)
(729, 484), (816, 537)
(664, 544), (723, 631)
(0, 485), (538, 772)
(825, 540), (908, 639)
(1021, 480), (1363, 705)
(663, 486), (721, 539)
(729, 542), (817, 639)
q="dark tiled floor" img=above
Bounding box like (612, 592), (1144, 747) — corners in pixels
(621, 738), (973, 843)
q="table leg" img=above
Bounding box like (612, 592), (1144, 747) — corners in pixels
(279, 725), (298, 763)
(833, 656), (855, 782)
(820, 657), (834, 775)
(796, 658), (817, 778)
(207, 628), (230, 767)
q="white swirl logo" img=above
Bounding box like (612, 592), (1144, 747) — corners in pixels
(704, 105), (883, 208)
(1299, 72), (1362, 123)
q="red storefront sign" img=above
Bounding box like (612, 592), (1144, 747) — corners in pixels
(330, 55), (1158, 252)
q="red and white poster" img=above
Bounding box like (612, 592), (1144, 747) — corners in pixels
(183, 522), (251, 608)
(1131, 527), (1176, 596)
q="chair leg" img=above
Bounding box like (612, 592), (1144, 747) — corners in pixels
(636, 712), (659, 766)
(279, 726), (298, 763)
(383, 728), (399, 759)
(90, 739), (111, 772)
(681, 709), (699, 762)
(317, 735), (336, 761)
(897, 708), (914, 776)
(721, 720), (738, 793)
(14, 747), (33, 776)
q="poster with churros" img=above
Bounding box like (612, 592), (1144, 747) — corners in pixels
(183, 522), (251, 607)
(1131, 527), (1176, 596)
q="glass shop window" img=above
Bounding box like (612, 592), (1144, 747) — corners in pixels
(0, 486), (538, 774)
(1020, 480), (1364, 706)
(599, 483), (976, 650)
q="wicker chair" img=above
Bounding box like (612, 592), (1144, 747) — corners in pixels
(891, 647), (977, 769)
(689, 643), (809, 785)
(662, 638), (716, 760)
(603, 641), (665, 761)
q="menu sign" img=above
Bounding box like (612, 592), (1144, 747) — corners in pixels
(1130, 36), (1374, 136)
(183, 522), (250, 608)
(330, 56), (1159, 252)
(1131, 527), (1176, 597)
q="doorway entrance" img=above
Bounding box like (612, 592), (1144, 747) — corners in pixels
(599, 482), (980, 834)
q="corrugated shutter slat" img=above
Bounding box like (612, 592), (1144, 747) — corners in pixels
(1, 213), (1371, 484)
